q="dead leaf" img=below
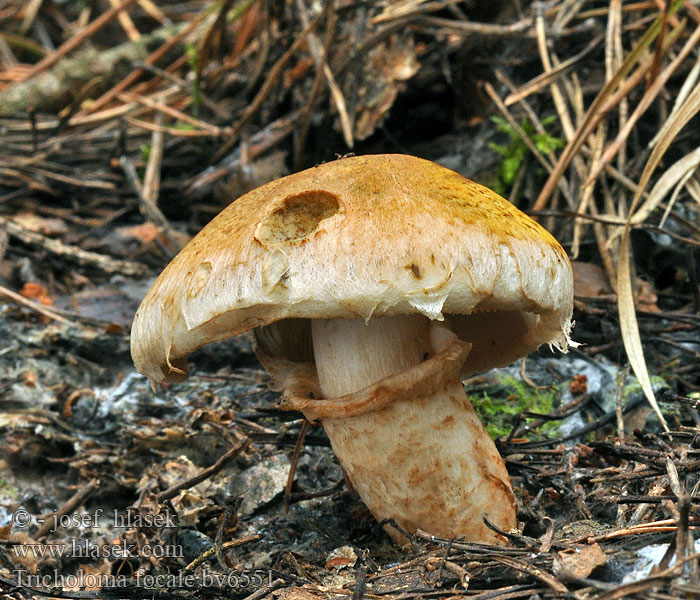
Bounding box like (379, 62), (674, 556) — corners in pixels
(284, 57), (314, 88)
(573, 262), (659, 311)
(325, 545), (357, 570)
(572, 262), (613, 297)
(22, 371), (37, 387)
(553, 543), (607, 579)
(171, 489), (212, 527)
(636, 278), (660, 312)
(115, 222), (161, 244)
(115, 222), (191, 252)
(19, 282), (53, 306)
(569, 374), (588, 395)
(132, 426), (187, 451)
(326, 557), (352, 569)
(354, 35), (420, 140)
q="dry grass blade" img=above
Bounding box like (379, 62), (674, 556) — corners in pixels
(584, 18), (700, 187)
(19, 0), (44, 34)
(535, 5), (575, 142)
(484, 82), (555, 174)
(108, 0), (141, 41)
(76, 4), (216, 117)
(12, 0), (140, 84)
(649, 52), (700, 147)
(136, 0), (167, 24)
(616, 68), (700, 434)
(295, 0), (353, 148)
(534, 0), (685, 210)
(571, 125), (605, 260)
(504, 35), (602, 106)
(632, 146), (700, 224)
(617, 235), (668, 431)
(644, 83), (700, 171)
(213, 5), (326, 161)
(686, 177), (700, 207)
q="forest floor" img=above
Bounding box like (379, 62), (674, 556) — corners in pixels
(1, 1), (700, 599)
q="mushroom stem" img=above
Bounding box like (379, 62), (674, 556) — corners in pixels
(312, 315), (431, 396)
(311, 315), (518, 545)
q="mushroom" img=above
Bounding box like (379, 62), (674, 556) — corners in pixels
(131, 154), (575, 545)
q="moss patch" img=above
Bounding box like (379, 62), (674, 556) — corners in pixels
(470, 375), (559, 439)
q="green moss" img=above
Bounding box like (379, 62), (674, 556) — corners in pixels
(622, 375), (667, 398)
(470, 375), (559, 439)
(623, 375), (674, 417)
(488, 115), (565, 197)
(0, 479), (18, 500)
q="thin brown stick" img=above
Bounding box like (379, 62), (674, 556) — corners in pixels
(142, 108), (164, 208)
(295, 0), (352, 147)
(586, 19), (700, 185)
(125, 116), (227, 137)
(119, 154), (183, 255)
(0, 217), (147, 276)
(108, 0), (141, 41)
(78, 6), (213, 116)
(212, 7), (326, 162)
(35, 479), (99, 538)
(157, 438), (251, 501)
(504, 35), (602, 106)
(490, 555), (568, 593)
(285, 420), (310, 513)
(13, 0), (140, 85)
(183, 535), (261, 573)
(186, 110), (300, 194)
(117, 90), (222, 134)
(0, 283), (71, 324)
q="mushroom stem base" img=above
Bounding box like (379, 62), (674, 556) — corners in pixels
(311, 316), (517, 545)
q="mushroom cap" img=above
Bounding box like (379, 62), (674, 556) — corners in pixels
(131, 154), (574, 383)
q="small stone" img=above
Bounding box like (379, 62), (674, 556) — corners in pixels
(230, 454), (290, 515)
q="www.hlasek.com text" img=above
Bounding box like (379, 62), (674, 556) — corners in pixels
(12, 539), (182, 560)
